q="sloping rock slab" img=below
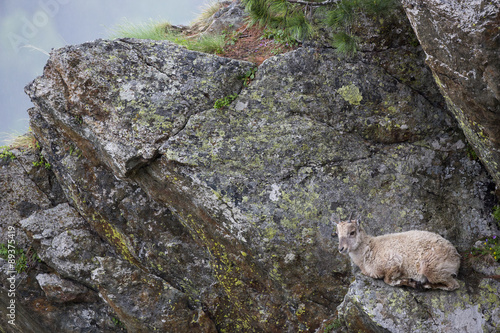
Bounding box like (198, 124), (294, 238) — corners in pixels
(338, 273), (500, 333)
(26, 38), (255, 178)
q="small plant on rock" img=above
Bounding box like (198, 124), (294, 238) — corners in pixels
(214, 93), (239, 109)
(331, 31), (359, 55)
(493, 205), (500, 230)
(108, 19), (172, 40)
(111, 316), (126, 329)
(0, 146), (16, 161)
(471, 236), (499, 262)
(0, 244), (41, 273)
(109, 19), (228, 55)
(33, 154), (51, 170)
(240, 67), (258, 86)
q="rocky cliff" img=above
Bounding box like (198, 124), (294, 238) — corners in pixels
(1, 1), (499, 332)
(400, 0), (500, 187)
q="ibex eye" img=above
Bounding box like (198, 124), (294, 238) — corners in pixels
(331, 232), (338, 238)
(350, 231), (356, 236)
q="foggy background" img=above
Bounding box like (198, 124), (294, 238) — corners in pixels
(0, 0), (212, 145)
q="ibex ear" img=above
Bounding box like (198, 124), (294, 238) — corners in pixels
(355, 216), (362, 229)
(330, 214), (339, 238)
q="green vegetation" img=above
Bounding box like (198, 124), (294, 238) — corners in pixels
(186, 33), (226, 54)
(108, 0), (399, 57)
(0, 146), (16, 161)
(1, 131), (38, 161)
(331, 31), (359, 55)
(111, 316), (126, 329)
(108, 19), (172, 41)
(243, 0), (313, 42)
(69, 144), (83, 158)
(0, 244), (9, 258)
(0, 244), (41, 273)
(33, 154), (51, 170)
(493, 205), (500, 223)
(466, 144), (479, 160)
(469, 206), (500, 262)
(109, 20), (227, 55)
(493, 205), (500, 230)
(6, 131), (37, 149)
(326, 0), (398, 54)
(243, 0), (398, 55)
(261, 28), (299, 48)
(322, 317), (343, 331)
(471, 236), (499, 262)
(214, 94), (239, 109)
(73, 115), (84, 125)
(240, 67), (258, 86)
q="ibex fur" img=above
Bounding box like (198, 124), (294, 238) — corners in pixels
(333, 218), (460, 291)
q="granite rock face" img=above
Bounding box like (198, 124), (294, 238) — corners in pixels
(401, 0), (500, 187)
(0, 4), (498, 331)
(337, 270), (500, 333)
(0, 153), (119, 333)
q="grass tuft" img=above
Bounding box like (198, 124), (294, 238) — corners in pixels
(244, 0), (312, 43)
(331, 31), (359, 55)
(188, 33), (227, 54)
(244, 0), (272, 28)
(1, 130), (37, 150)
(108, 19), (171, 40)
(109, 19), (227, 55)
(286, 13), (313, 41)
(192, 0), (225, 25)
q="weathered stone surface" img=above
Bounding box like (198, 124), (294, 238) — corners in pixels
(91, 256), (217, 333)
(2, 3), (496, 331)
(20, 203), (107, 284)
(337, 272), (500, 333)
(198, 0), (247, 35)
(26, 38), (254, 178)
(0, 150), (53, 247)
(0, 153), (123, 332)
(400, 0), (500, 187)
(20, 30), (499, 332)
(36, 273), (95, 304)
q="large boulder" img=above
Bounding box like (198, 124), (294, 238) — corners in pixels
(400, 0), (500, 187)
(19, 32), (498, 332)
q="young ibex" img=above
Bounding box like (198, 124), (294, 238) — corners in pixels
(333, 216), (460, 291)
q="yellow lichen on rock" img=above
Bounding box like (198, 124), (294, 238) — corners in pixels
(337, 84), (363, 106)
